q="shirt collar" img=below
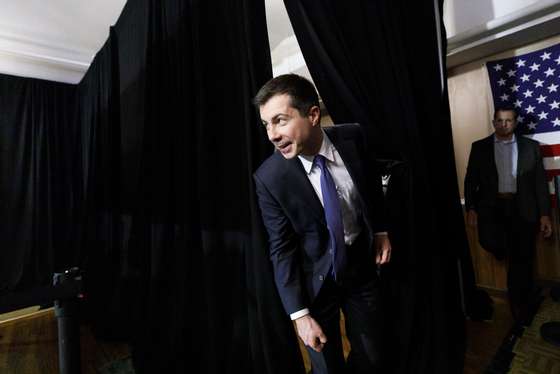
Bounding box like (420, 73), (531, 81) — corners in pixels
(494, 134), (516, 144)
(299, 130), (335, 174)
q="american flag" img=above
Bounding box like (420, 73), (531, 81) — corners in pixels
(487, 44), (560, 198)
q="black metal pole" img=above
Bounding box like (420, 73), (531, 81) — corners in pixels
(53, 269), (83, 374)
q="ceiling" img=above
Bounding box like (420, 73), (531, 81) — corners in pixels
(0, 0), (127, 83)
(1, 1), (555, 84)
(0, 0), (307, 84)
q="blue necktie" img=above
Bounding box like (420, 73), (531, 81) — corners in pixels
(314, 155), (347, 280)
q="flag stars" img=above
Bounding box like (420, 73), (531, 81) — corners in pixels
(544, 67), (556, 77)
(527, 122), (538, 130)
(523, 89), (533, 98)
(538, 111), (549, 120)
(488, 52), (560, 133)
(530, 63), (540, 71)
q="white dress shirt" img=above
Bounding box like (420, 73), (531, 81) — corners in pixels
(290, 130), (384, 320)
(298, 131), (363, 246)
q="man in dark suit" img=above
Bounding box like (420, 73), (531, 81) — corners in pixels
(253, 74), (391, 373)
(464, 106), (552, 324)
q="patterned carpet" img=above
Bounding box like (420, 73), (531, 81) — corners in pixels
(98, 356), (136, 374)
(508, 298), (560, 373)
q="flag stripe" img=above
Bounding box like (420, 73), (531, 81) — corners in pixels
(527, 132), (560, 145)
(543, 156), (560, 169)
(540, 144), (560, 157)
(545, 169), (560, 179)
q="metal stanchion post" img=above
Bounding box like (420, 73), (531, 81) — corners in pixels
(53, 268), (83, 374)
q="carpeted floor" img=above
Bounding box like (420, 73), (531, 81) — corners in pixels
(98, 356), (136, 374)
(508, 298), (560, 373)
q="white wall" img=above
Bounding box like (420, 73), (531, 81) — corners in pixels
(444, 0), (541, 37)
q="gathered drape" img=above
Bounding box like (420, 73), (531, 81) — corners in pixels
(1, 1), (306, 373)
(0, 1), (476, 372)
(283, 0), (467, 372)
(0, 75), (78, 293)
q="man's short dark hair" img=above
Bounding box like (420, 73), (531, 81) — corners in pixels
(494, 106), (518, 120)
(253, 74), (320, 117)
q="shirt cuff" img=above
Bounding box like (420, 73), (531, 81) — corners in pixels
(374, 231), (388, 236)
(290, 308), (310, 320)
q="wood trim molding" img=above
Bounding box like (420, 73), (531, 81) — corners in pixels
(0, 23), (93, 83)
(447, 1), (560, 68)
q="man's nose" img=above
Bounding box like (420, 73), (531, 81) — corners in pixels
(268, 128), (280, 142)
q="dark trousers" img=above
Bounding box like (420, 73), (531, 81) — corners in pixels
(306, 235), (385, 374)
(495, 198), (538, 319)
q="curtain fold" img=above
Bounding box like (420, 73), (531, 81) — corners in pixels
(75, 27), (129, 341)
(0, 74), (77, 293)
(102, 0), (301, 372)
(283, 0), (467, 372)
(1, 1), (306, 373)
(93, 0), (302, 372)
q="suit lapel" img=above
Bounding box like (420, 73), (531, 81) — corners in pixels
(277, 125), (368, 225)
(517, 136), (527, 175)
(282, 156), (326, 224)
(486, 135), (499, 183)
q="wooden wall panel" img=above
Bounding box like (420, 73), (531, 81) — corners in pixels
(465, 209), (560, 291)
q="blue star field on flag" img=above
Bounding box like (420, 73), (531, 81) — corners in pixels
(487, 44), (560, 135)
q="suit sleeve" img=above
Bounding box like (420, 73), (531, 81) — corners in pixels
(464, 143), (480, 211)
(533, 142), (551, 217)
(253, 173), (308, 315)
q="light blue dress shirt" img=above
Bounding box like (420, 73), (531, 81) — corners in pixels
(494, 134), (518, 193)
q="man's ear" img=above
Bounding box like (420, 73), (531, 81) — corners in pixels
(308, 105), (321, 126)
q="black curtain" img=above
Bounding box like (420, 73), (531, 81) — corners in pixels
(0, 74), (78, 293)
(84, 0), (303, 373)
(75, 28), (128, 340)
(283, 0), (467, 372)
(1, 0), (307, 373)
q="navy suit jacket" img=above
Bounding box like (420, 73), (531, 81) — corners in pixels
(254, 124), (387, 315)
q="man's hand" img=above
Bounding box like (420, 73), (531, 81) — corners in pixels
(374, 234), (391, 265)
(295, 314), (327, 352)
(540, 215), (552, 238)
(467, 210), (478, 228)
